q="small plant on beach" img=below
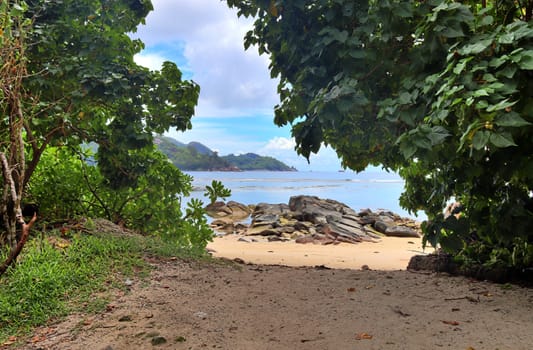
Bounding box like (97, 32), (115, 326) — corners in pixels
(204, 180), (232, 204)
(182, 198), (215, 253)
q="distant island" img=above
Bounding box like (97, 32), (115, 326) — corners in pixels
(154, 135), (297, 171)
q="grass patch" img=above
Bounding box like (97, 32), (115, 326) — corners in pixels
(0, 231), (207, 344)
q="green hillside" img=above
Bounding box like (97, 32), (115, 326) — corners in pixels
(222, 153), (296, 171)
(154, 136), (296, 171)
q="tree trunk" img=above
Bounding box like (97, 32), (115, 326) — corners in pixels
(0, 213), (37, 276)
(0, 1), (32, 269)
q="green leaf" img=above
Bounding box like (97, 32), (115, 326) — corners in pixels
(489, 56), (507, 68)
(479, 15), (494, 27)
(348, 49), (365, 59)
(434, 109), (449, 121)
(494, 113), (532, 127)
(472, 130), (490, 150)
(459, 39), (492, 55)
(492, 82), (517, 95)
(397, 92), (411, 104)
(318, 28), (349, 44)
(481, 73), (497, 82)
(453, 57), (472, 74)
(497, 65), (517, 79)
(498, 33), (514, 44)
(514, 50), (533, 70)
(414, 137), (432, 150)
(400, 141), (417, 159)
(507, 21), (533, 41)
(489, 132), (517, 148)
(427, 126), (450, 145)
(486, 99), (517, 112)
(472, 89), (489, 97)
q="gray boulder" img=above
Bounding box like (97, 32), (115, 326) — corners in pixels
(384, 225), (420, 238)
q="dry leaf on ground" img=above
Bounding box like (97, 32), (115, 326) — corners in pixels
(355, 332), (373, 340)
(442, 320), (460, 326)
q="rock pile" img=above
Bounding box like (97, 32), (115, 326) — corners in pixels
(209, 195), (421, 244)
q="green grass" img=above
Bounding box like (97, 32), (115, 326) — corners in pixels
(0, 231), (207, 344)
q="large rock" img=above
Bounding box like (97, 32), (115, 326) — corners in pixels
(244, 196), (382, 244)
(384, 225), (420, 238)
(355, 210), (421, 238)
(205, 201), (251, 220)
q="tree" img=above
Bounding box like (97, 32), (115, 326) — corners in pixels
(0, 1), (38, 274)
(22, 0), (199, 188)
(226, 0), (533, 270)
(1, 0), (201, 270)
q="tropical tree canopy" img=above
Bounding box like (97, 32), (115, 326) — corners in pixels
(1, 0), (204, 267)
(226, 0), (533, 269)
(23, 0), (199, 188)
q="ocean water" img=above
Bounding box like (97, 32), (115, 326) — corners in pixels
(185, 171), (426, 220)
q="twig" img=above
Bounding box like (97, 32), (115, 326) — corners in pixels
(407, 270), (433, 275)
(390, 306), (411, 317)
(444, 296), (479, 303)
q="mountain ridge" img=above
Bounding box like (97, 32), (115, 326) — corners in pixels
(154, 135), (297, 172)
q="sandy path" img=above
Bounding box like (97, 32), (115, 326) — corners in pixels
(15, 233), (533, 350)
(26, 259), (533, 350)
(207, 235), (434, 270)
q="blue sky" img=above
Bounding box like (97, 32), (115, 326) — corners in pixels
(132, 0), (346, 171)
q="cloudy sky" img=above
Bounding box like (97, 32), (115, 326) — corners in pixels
(132, 0), (343, 171)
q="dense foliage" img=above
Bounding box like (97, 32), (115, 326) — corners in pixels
(1, 0), (211, 271)
(227, 0), (533, 271)
(21, 0), (199, 188)
(26, 146), (214, 253)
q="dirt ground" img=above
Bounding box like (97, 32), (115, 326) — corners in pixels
(19, 254), (533, 350)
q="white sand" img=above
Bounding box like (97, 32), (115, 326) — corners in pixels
(208, 235), (434, 270)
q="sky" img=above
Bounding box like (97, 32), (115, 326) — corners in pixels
(132, 0), (345, 171)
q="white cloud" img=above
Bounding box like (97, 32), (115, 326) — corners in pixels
(262, 137), (296, 151)
(259, 138), (342, 171)
(134, 0), (279, 118)
(134, 52), (166, 71)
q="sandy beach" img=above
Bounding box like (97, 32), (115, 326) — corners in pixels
(207, 234), (434, 270)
